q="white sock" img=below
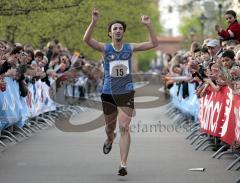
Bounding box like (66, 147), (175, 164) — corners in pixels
(120, 162), (127, 168)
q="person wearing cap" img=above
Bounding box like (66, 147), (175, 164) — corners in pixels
(215, 10), (240, 42)
(206, 39), (222, 62)
(83, 8), (158, 176)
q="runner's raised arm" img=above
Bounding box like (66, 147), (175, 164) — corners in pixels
(131, 15), (159, 52)
(83, 9), (104, 52)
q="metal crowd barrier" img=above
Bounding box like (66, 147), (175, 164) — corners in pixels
(166, 82), (240, 183)
(0, 77), (85, 151)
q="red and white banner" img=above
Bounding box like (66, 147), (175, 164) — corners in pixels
(198, 86), (228, 137)
(198, 86), (240, 145)
(220, 88), (235, 145)
(233, 95), (240, 144)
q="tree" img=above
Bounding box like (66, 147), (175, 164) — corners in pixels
(178, 14), (202, 49)
(0, 0), (162, 63)
(178, 0), (231, 48)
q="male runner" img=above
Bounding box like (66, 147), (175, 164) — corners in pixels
(83, 8), (158, 176)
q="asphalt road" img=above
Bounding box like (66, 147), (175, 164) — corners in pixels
(0, 96), (239, 183)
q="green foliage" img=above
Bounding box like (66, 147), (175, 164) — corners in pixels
(179, 15), (201, 38)
(178, 1), (233, 48)
(178, 15), (201, 49)
(0, 0), (161, 62)
(138, 50), (156, 71)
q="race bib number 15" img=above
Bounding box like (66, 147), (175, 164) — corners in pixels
(110, 60), (129, 77)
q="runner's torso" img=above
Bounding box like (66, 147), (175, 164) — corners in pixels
(102, 43), (134, 94)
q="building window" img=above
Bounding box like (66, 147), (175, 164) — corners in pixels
(168, 6), (173, 13)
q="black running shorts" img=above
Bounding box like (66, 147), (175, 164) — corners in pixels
(100, 91), (135, 115)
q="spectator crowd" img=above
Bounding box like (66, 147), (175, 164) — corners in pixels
(0, 40), (103, 99)
(162, 10), (240, 99)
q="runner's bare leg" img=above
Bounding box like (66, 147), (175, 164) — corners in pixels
(118, 107), (134, 165)
(104, 111), (118, 143)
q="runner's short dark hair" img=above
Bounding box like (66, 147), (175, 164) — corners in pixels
(107, 20), (126, 38)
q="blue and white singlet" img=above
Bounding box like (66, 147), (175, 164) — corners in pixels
(101, 43), (134, 95)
